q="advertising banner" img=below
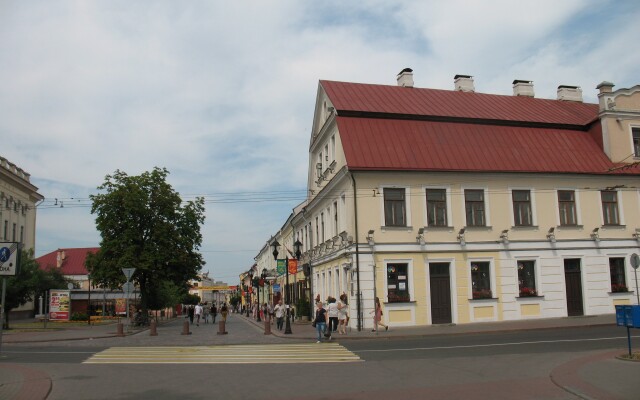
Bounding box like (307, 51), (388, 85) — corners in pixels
(115, 298), (126, 315)
(277, 259), (285, 275)
(273, 284), (281, 293)
(288, 259), (298, 275)
(49, 290), (70, 321)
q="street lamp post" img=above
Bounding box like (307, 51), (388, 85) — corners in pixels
(261, 268), (268, 321)
(271, 239), (302, 335)
(247, 269), (254, 318)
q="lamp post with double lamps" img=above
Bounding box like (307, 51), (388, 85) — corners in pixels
(271, 239), (302, 335)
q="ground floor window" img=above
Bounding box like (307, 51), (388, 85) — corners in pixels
(471, 262), (492, 299)
(609, 258), (628, 292)
(387, 263), (410, 302)
(517, 260), (537, 296)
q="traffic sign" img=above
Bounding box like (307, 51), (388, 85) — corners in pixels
(0, 242), (19, 276)
(631, 253), (640, 270)
(122, 268), (136, 281)
(122, 282), (134, 294)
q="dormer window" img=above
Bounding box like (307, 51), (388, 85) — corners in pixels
(633, 128), (640, 157)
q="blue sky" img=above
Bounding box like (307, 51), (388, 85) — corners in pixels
(1, 0), (639, 284)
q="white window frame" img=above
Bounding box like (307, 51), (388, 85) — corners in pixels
(383, 258), (414, 303)
(423, 185), (453, 228)
(460, 186), (491, 227)
(598, 190), (625, 226)
(380, 185), (412, 229)
(467, 257), (495, 299)
(629, 123), (640, 158)
(514, 256), (541, 297)
(508, 187), (537, 227)
(555, 188), (582, 226)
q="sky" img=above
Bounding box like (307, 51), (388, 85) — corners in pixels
(1, 0), (639, 285)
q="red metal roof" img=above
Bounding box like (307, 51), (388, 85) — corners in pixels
(321, 80), (599, 126)
(37, 248), (99, 276)
(337, 117), (638, 175)
(320, 80), (640, 175)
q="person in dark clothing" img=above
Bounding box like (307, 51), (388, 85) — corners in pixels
(211, 304), (218, 323)
(188, 304), (195, 324)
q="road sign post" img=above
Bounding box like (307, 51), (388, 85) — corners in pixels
(121, 268), (136, 329)
(0, 242), (20, 355)
(631, 253), (639, 305)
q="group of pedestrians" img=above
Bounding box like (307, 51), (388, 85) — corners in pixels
(313, 293), (349, 343)
(182, 303), (228, 326)
(312, 294), (388, 343)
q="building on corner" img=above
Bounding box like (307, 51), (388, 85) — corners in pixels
(263, 70), (640, 331)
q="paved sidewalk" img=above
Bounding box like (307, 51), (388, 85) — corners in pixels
(2, 313), (639, 399)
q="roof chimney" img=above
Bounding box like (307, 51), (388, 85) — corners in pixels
(596, 81), (614, 94)
(512, 80), (534, 97)
(557, 85), (583, 102)
(454, 74), (475, 92)
(397, 68), (414, 88)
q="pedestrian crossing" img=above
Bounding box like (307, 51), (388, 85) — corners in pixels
(83, 343), (361, 364)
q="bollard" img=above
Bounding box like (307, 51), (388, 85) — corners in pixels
(181, 319), (191, 335)
(264, 314), (271, 335)
(217, 320), (228, 335)
(150, 320), (158, 336)
(116, 322), (124, 337)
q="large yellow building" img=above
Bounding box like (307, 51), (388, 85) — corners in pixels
(263, 71), (640, 331)
(1, 156), (44, 318)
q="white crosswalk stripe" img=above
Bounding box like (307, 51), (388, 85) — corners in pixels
(83, 343), (361, 364)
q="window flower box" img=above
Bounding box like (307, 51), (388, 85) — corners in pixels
(519, 287), (538, 297)
(472, 289), (492, 299)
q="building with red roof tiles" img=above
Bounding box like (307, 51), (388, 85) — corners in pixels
(36, 248), (141, 319)
(260, 70), (640, 330)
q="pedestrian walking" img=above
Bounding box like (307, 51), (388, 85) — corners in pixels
(326, 296), (339, 340)
(267, 302), (274, 325)
(313, 301), (328, 343)
(221, 303), (228, 321)
(211, 304), (218, 323)
(370, 297), (388, 332)
(337, 293), (349, 335)
(274, 300), (285, 330)
(203, 304), (210, 323)
(195, 303), (203, 326)
(188, 304), (195, 325)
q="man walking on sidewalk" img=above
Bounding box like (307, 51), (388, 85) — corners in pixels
(195, 303), (203, 326)
(274, 300), (285, 331)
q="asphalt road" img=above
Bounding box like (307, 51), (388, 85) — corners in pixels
(2, 321), (640, 399)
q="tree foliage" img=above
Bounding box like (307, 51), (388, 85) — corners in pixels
(87, 167), (205, 315)
(3, 249), (68, 329)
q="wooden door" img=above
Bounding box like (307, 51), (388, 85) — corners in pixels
(564, 258), (584, 316)
(430, 263), (452, 324)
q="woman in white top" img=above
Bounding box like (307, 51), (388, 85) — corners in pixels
(337, 293), (349, 335)
(326, 297), (339, 339)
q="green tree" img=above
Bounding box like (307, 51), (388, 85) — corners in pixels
(2, 249), (68, 329)
(87, 167), (205, 317)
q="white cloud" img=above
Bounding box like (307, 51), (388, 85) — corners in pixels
(2, 0), (639, 281)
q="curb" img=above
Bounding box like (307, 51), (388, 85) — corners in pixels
(240, 314), (614, 341)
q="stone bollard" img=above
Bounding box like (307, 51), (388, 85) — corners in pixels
(116, 322), (124, 337)
(217, 320), (228, 335)
(264, 314), (271, 335)
(150, 320), (158, 336)
(181, 319), (191, 335)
